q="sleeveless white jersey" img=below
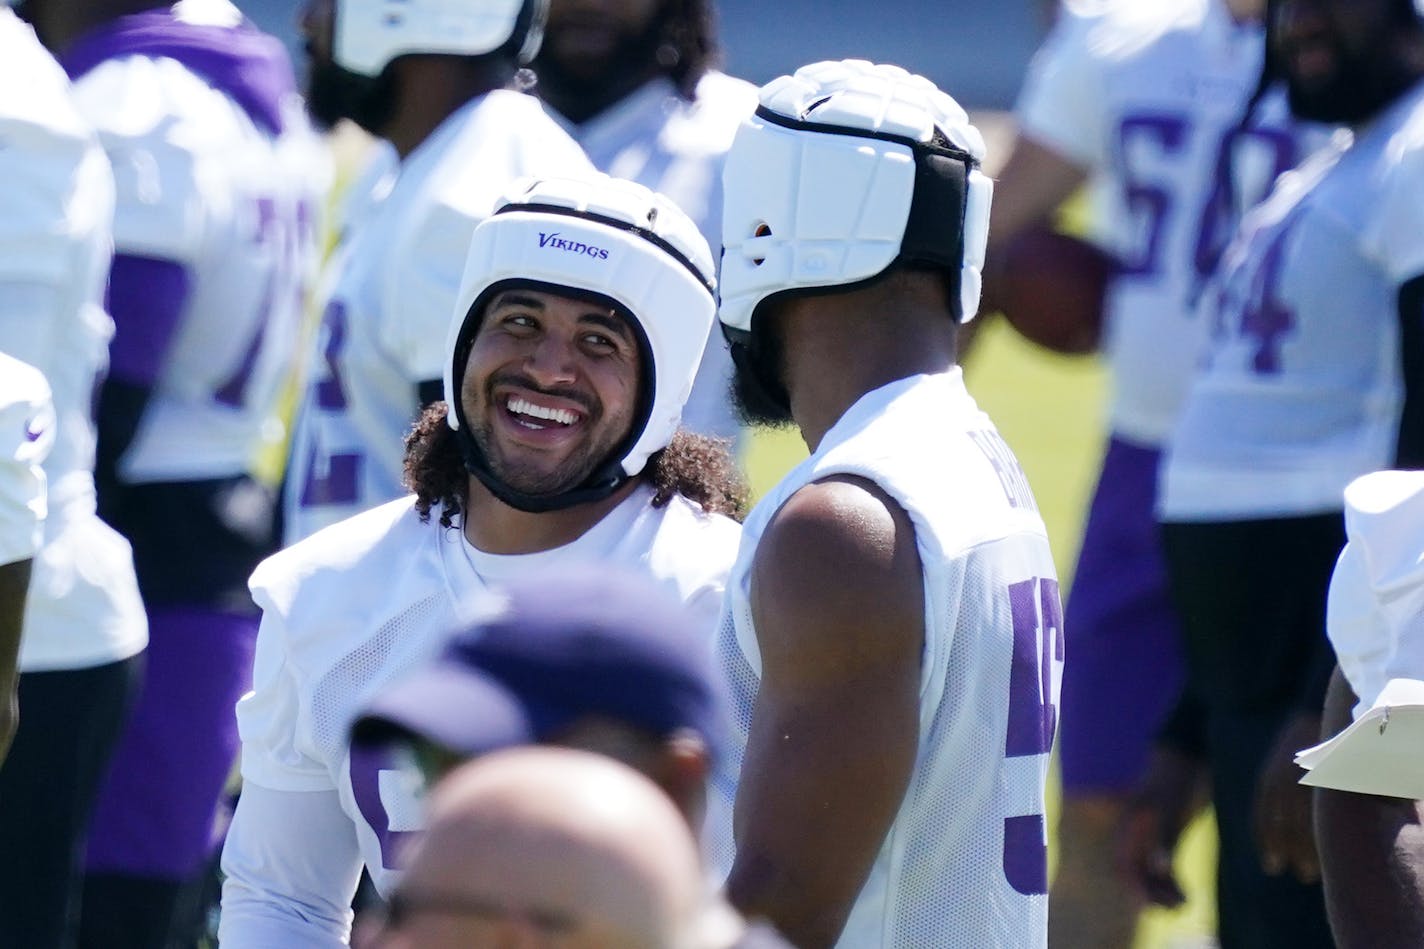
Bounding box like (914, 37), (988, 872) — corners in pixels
(283, 92), (593, 543)
(707, 371), (1062, 949)
(1326, 470), (1424, 719)
(1017, 0), (1320, 445)
(0, 354), (52, 568)
(1161, 82), (1424, 521)
(69, 1), (325, 483)
(237, 485), (739, 899)
(548, 72), (758, 444)
(0, 11), (147, 670)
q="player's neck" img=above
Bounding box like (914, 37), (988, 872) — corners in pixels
(460, 476), (641, 555)
(781, 289), (957, 453)
(383, 57), (514, 159)
(26, 0), (163, 53)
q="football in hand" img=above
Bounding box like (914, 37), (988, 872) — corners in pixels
(994, 225), (1114, 356)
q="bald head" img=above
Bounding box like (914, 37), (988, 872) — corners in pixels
(362, 747), (715, 949)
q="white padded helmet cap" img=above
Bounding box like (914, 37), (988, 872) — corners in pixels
(720, 59), (993, 332)
(335, 0), (546, 78)
(443, 173), (716, 482)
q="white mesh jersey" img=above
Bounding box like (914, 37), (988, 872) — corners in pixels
(283, 91), (593, 543)
(707, 371), (1062, 949)
(69, 5), (326, 483)
(548, 72), (758, 444)
(234, 485), (739, 909)
(0, 10), (147, 670)
(1017, 0), (1321, 445)
(1161, 82), (1424, 521)
(0, 354), (52, 568)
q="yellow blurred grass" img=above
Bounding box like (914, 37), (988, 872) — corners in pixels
(742, 316), (1217, 948)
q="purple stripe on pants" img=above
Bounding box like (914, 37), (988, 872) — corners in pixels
(84, 607), (257, 878)
(1058, 436), (1185, 795)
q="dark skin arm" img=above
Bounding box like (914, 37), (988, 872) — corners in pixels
(0, 558), (32, 765)
(726, 475), (924, 948)
(1314, 665), (1424, 949)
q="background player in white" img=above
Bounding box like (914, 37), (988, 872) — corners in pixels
(0, 353), (53, 765)
(1159, 0), (1424, 944)
(285, 0), (594, 543)
(219, 174), (744, 946)
(981, 2), (1322, 942)
(20, 0), (321, 939)
(0, 11), (150, 944)
(707, 60), (1062, 949)
(1312, 469), (1424, 947)
(532, 0), (757, 446)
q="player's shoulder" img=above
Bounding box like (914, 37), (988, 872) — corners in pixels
(70, 52), (249, 152)
(689, 71), (759, 124)
(250, 496), (436, 616)
(453, 89), (590, 165)
(642, 493), (743, 595)
(0, 12), (92, 147)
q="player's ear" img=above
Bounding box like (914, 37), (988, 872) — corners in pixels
(655, 729), (711, 824)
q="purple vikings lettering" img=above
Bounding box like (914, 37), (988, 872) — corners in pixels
(537, 232), (610, 259)
(970, 430), (1039, 512)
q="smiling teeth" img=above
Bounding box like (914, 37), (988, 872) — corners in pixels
(507, 397), (578, 426)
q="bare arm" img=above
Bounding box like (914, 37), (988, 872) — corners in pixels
(1314, 665), (1424, 949)
(0, 558), (32, 764)
(981, 135), (1090, 310)
(726, 476), (924, 948)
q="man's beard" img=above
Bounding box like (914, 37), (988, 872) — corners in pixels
(729, 335), (794, 429)
(466, 376), (625, 497)
(1287, 45), (1419, 124)
(305, 56), (398, 134)
(532, 8), (668, 108)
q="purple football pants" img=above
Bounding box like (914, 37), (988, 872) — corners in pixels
(1058, 436), (1185, 795)
(84, 607), (257, 878)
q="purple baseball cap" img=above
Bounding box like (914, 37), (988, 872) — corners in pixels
(350, 565), (723, 760)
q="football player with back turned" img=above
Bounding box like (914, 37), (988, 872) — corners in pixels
(707, 60), (1062, 949)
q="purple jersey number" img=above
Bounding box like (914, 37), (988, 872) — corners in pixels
(215, 196), (309, 408)
(1116, 113), (1191, 278)
(1003, 575), (1064, 896)
(349, 744), (416, 870)
(298, 299), (361, 507)
(1191, 125), (1300, 292)
(1236, 215), (1297, 374)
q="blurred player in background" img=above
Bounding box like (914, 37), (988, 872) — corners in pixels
(983, 1), (1322, 942)
(0, 10), (151, 944)
(708, 60), (1061, 948)
(1312, 470), (1424, 948)
(219, 174), (743, 945)
(19, 0), (321, 941)
(283, 0), (594, 543)
(532, 0), (756, 446)
(0, 353), (52, 767)
(1159, 0), (1424, 944)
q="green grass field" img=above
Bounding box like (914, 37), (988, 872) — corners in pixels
(742, 317), (1218, 949)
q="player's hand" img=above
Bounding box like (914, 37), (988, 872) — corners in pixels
(1253, 712), (1322, 884)
(1117, 745), (1207, 908)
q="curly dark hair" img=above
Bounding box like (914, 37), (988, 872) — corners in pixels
(403, 402), (748, 528)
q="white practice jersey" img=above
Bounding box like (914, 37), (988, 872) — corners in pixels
(0, 354), (52, 569)
(222, 486), (739, 945)
(1162, 82), (1424, 521)
(1018, 0), (1320, 445)
(67, 0), (325, 483)
(283, 92), (593, 543)
(1326, 470), (1424, 719)
(0, 9), (146, 670)
(548, 72), (758, 445)
(707, 371), (1062, 949)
